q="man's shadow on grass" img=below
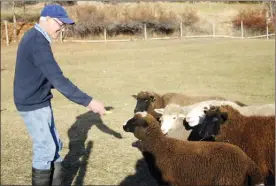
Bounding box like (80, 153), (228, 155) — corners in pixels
(119, 140), (159, 186)
(61, 106), (122, 186)
(119, 157), (158, 186)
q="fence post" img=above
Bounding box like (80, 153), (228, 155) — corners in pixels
(241, 20), (244, 39)
(212, 21), (215, 38)
(180, 20), (183, 40)
(144, 24), (147, 40)
(5, 20), (9, 47)
(104, 27), (107, 42)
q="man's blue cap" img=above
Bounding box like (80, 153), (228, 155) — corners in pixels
(41, 4), (74, 24)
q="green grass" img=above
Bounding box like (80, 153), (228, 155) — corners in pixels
(1, 38), (274, 185)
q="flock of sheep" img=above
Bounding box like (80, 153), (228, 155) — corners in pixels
(122, 91), (275, 186)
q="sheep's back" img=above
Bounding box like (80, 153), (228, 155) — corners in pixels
(239, 104), (275, 116)
(216, 114), (275, 176)
(143, 138), (252, 185)
(164, 93), (227, 107)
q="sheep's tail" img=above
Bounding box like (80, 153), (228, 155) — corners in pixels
(247, 159), (264, 186)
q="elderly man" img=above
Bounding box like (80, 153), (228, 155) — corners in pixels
(13, 4), (106, 185)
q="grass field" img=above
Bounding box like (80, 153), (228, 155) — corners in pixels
(1, 38), (274, 185)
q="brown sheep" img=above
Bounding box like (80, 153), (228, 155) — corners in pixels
(123, 111), (264, 186)
(132, 91), (246, 120)
(184, 105), (275, 185)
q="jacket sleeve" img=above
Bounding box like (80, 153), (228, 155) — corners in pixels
(33, 39), (92, 107)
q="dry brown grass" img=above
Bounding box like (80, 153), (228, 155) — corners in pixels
(1, 35), (274, 185)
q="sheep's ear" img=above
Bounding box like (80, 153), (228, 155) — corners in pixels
(132, 94), (138, 99)
(150, 95), (156, 102)
(154, 108), (164, 115)
(179, 113), (186, 119)
(221, 112), (228, 122)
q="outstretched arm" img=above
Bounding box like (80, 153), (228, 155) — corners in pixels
(33, 40), (92, 107)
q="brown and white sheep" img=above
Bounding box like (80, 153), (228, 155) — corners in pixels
(131, 91), (243, 120)
(123, 111), (265, 186)
(184, 104), (275, 185)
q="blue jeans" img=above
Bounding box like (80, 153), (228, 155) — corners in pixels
(19, 105), (63, 170)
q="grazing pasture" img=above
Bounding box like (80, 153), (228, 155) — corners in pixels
(1, 38), (274, 185)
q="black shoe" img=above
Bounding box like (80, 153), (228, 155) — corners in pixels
(32, 167), (52, 186)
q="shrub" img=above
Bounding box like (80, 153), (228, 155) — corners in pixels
(181, 7), (199, 26)
(232, 8), (275, 33)
(65, 3), (199, 38)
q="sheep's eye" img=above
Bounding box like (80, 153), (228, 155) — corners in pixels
(173, 116), (177, 120)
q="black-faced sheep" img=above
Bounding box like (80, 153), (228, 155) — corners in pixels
(184, 104), (275, 185)
(123, 111), (265, 186)
(131, 91), (239, 120)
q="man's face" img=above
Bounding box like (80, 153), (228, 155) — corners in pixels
(47, 17), (65, 39)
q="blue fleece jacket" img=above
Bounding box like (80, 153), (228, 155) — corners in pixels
(13, 27), (92, 111)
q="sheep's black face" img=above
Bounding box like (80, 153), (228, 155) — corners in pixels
(123, 117), (148, 133)
(133, 97), (155, 113)
(195, 107), (228, 140)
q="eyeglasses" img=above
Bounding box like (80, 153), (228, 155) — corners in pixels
(52, 18), (65, 28)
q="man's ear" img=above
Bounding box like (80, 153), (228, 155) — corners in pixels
(154, 108), (164, 115)
(132, 94), (138, 99)
(150, 95), (155, 102)
(221, 112), (228, 122)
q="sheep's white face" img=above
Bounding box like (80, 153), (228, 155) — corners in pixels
(155, 107), (186, 135)
(185, 105), (210, 127)
(160, 114), (176, 134)
(160, 114), (185, 134)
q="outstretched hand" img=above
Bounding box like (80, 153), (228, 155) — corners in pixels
(87, 99), (106, 117)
